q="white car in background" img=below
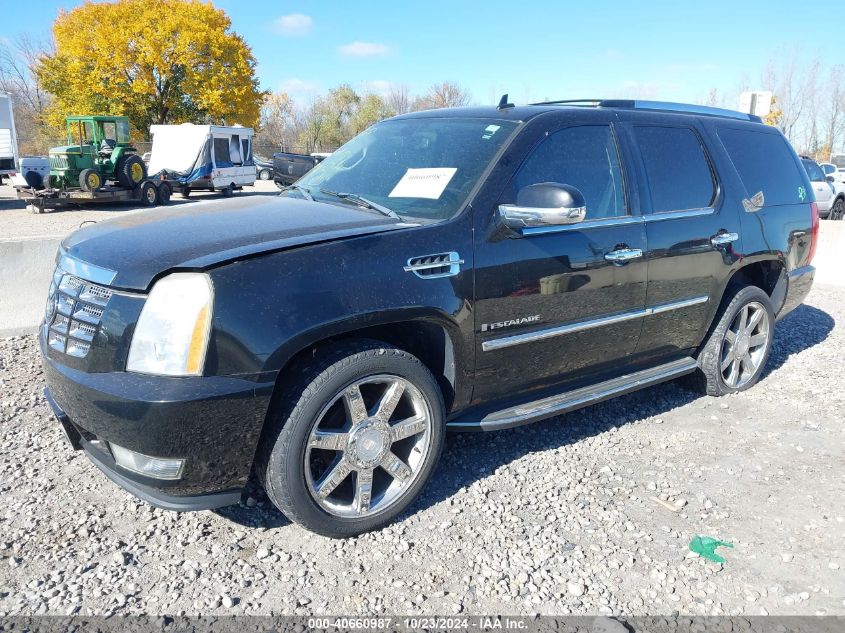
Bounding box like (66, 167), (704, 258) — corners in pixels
(802, 157), (844, 220)
(821, 161), (844, 183)
(820, 162), (845, 221)
(827, 154), (845, 181)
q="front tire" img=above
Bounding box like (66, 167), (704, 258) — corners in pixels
(258, 340), (445, 537)
(79, 168), (101, 192)
(140, 181), (157, 206)
(688, 285), (775, 396)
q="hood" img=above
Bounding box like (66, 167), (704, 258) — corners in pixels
(61, 195), (409, 291)
(50, 145), (82, 155)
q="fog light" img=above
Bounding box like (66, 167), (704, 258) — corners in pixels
(110, 444), (184, 480)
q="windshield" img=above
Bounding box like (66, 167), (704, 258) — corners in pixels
(802, 159), (825, 182)
(294, 118), (518, 221)
(832, 155), (845, 169)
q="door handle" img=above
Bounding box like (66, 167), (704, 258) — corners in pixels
(604, 248), (643, 262)
(710, 231), (739, 246)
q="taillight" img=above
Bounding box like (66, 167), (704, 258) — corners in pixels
(808, 202), (819, 265)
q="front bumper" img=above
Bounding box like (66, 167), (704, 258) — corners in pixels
(778, 265), (815, 320)
(41, 336), (277, 510)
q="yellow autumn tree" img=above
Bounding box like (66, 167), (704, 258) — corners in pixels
(37, 0), (263, 138)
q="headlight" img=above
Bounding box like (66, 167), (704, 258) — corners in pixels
(127, 273), (213, 376)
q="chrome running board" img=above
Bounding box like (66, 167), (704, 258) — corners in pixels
(447, 357), (697, 431)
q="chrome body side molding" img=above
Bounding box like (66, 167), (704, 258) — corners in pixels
(482, 295), (709, 352)
(516, 208), (717, 237)
(447, 357), (698, 431)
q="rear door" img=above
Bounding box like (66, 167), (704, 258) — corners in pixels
(472, 113), (648, 403)
(623, 115), (740, 363)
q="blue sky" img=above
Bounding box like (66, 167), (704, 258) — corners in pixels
(1, 0), (829, 108)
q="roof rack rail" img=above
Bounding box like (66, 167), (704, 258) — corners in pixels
(528, 99), (602, 106)
(598, 99), (762, 122)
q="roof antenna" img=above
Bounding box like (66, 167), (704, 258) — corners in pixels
(497, 93), (514, 110)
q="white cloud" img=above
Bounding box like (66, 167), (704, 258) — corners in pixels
(273, 14), (312, 36)
(339, 41), (390, 57)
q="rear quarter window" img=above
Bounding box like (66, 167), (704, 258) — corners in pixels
(718, 127), (806, 207)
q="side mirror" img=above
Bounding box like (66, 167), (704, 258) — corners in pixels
(498, 183), (586, 233)
(827, 175), (835, 183)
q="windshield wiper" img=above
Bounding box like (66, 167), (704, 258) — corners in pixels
(319, 188), (400, 219)
(280, 184), (314, 201)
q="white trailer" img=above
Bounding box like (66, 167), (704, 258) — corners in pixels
(0, 93), (19, 180)
(147, 123), (256, 197)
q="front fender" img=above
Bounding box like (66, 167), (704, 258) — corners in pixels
(204, 216), (476, 393)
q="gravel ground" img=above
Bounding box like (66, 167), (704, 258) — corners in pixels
(0, 285), (843, 617)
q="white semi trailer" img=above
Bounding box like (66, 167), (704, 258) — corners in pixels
(0, 93), (19, 180)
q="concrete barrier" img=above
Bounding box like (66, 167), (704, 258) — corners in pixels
(0, 222), (843, 339)
(812, 220), (844, 287)
(0, 237), (62, 337)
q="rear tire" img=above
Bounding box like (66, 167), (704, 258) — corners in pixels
(259, 169), (271, 180)
(257, 340), (445, 538)
(116, 154), (146, 188)
(830, 198), (845, 221)
(687, 285), (775, 396)
(222, 184), (234, 197)
(156, 183), (171, 205)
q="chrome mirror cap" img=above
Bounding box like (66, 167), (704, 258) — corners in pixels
(497, 182), (587, 232)
(497, 203), (586, 229)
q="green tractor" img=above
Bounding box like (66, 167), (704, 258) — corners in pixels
(48, 116), (147, 192)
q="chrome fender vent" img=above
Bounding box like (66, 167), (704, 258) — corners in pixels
(403, 252), (464, 279)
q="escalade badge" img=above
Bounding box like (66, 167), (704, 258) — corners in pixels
(481, 315), (541, 332)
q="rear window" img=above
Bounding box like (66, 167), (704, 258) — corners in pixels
(718, 127), (805, 207)
(801, 159), (825, 182)
(634, 126), (716, 212)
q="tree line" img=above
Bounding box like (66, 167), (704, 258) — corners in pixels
(255, 82), (471, 155)
(704, 50), (845, 161)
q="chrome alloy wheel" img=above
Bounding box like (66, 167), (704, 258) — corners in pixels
(304, 375), (433, 518)
(720, 301), (770, 388)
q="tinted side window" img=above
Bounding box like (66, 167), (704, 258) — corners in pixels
(514, 125), (626, 219)
(635, 126), (715, 212)
(718, 127), (805, 207)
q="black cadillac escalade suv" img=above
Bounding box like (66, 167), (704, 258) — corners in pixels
(42, 100), (817, 537)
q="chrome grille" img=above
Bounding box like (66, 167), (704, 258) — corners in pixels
(45, 265), (113, 359)
(49, 155), (69, 170)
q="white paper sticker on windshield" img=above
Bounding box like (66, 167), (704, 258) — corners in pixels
(388, 168), (457, 199)
(482, 124), (500, 139)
